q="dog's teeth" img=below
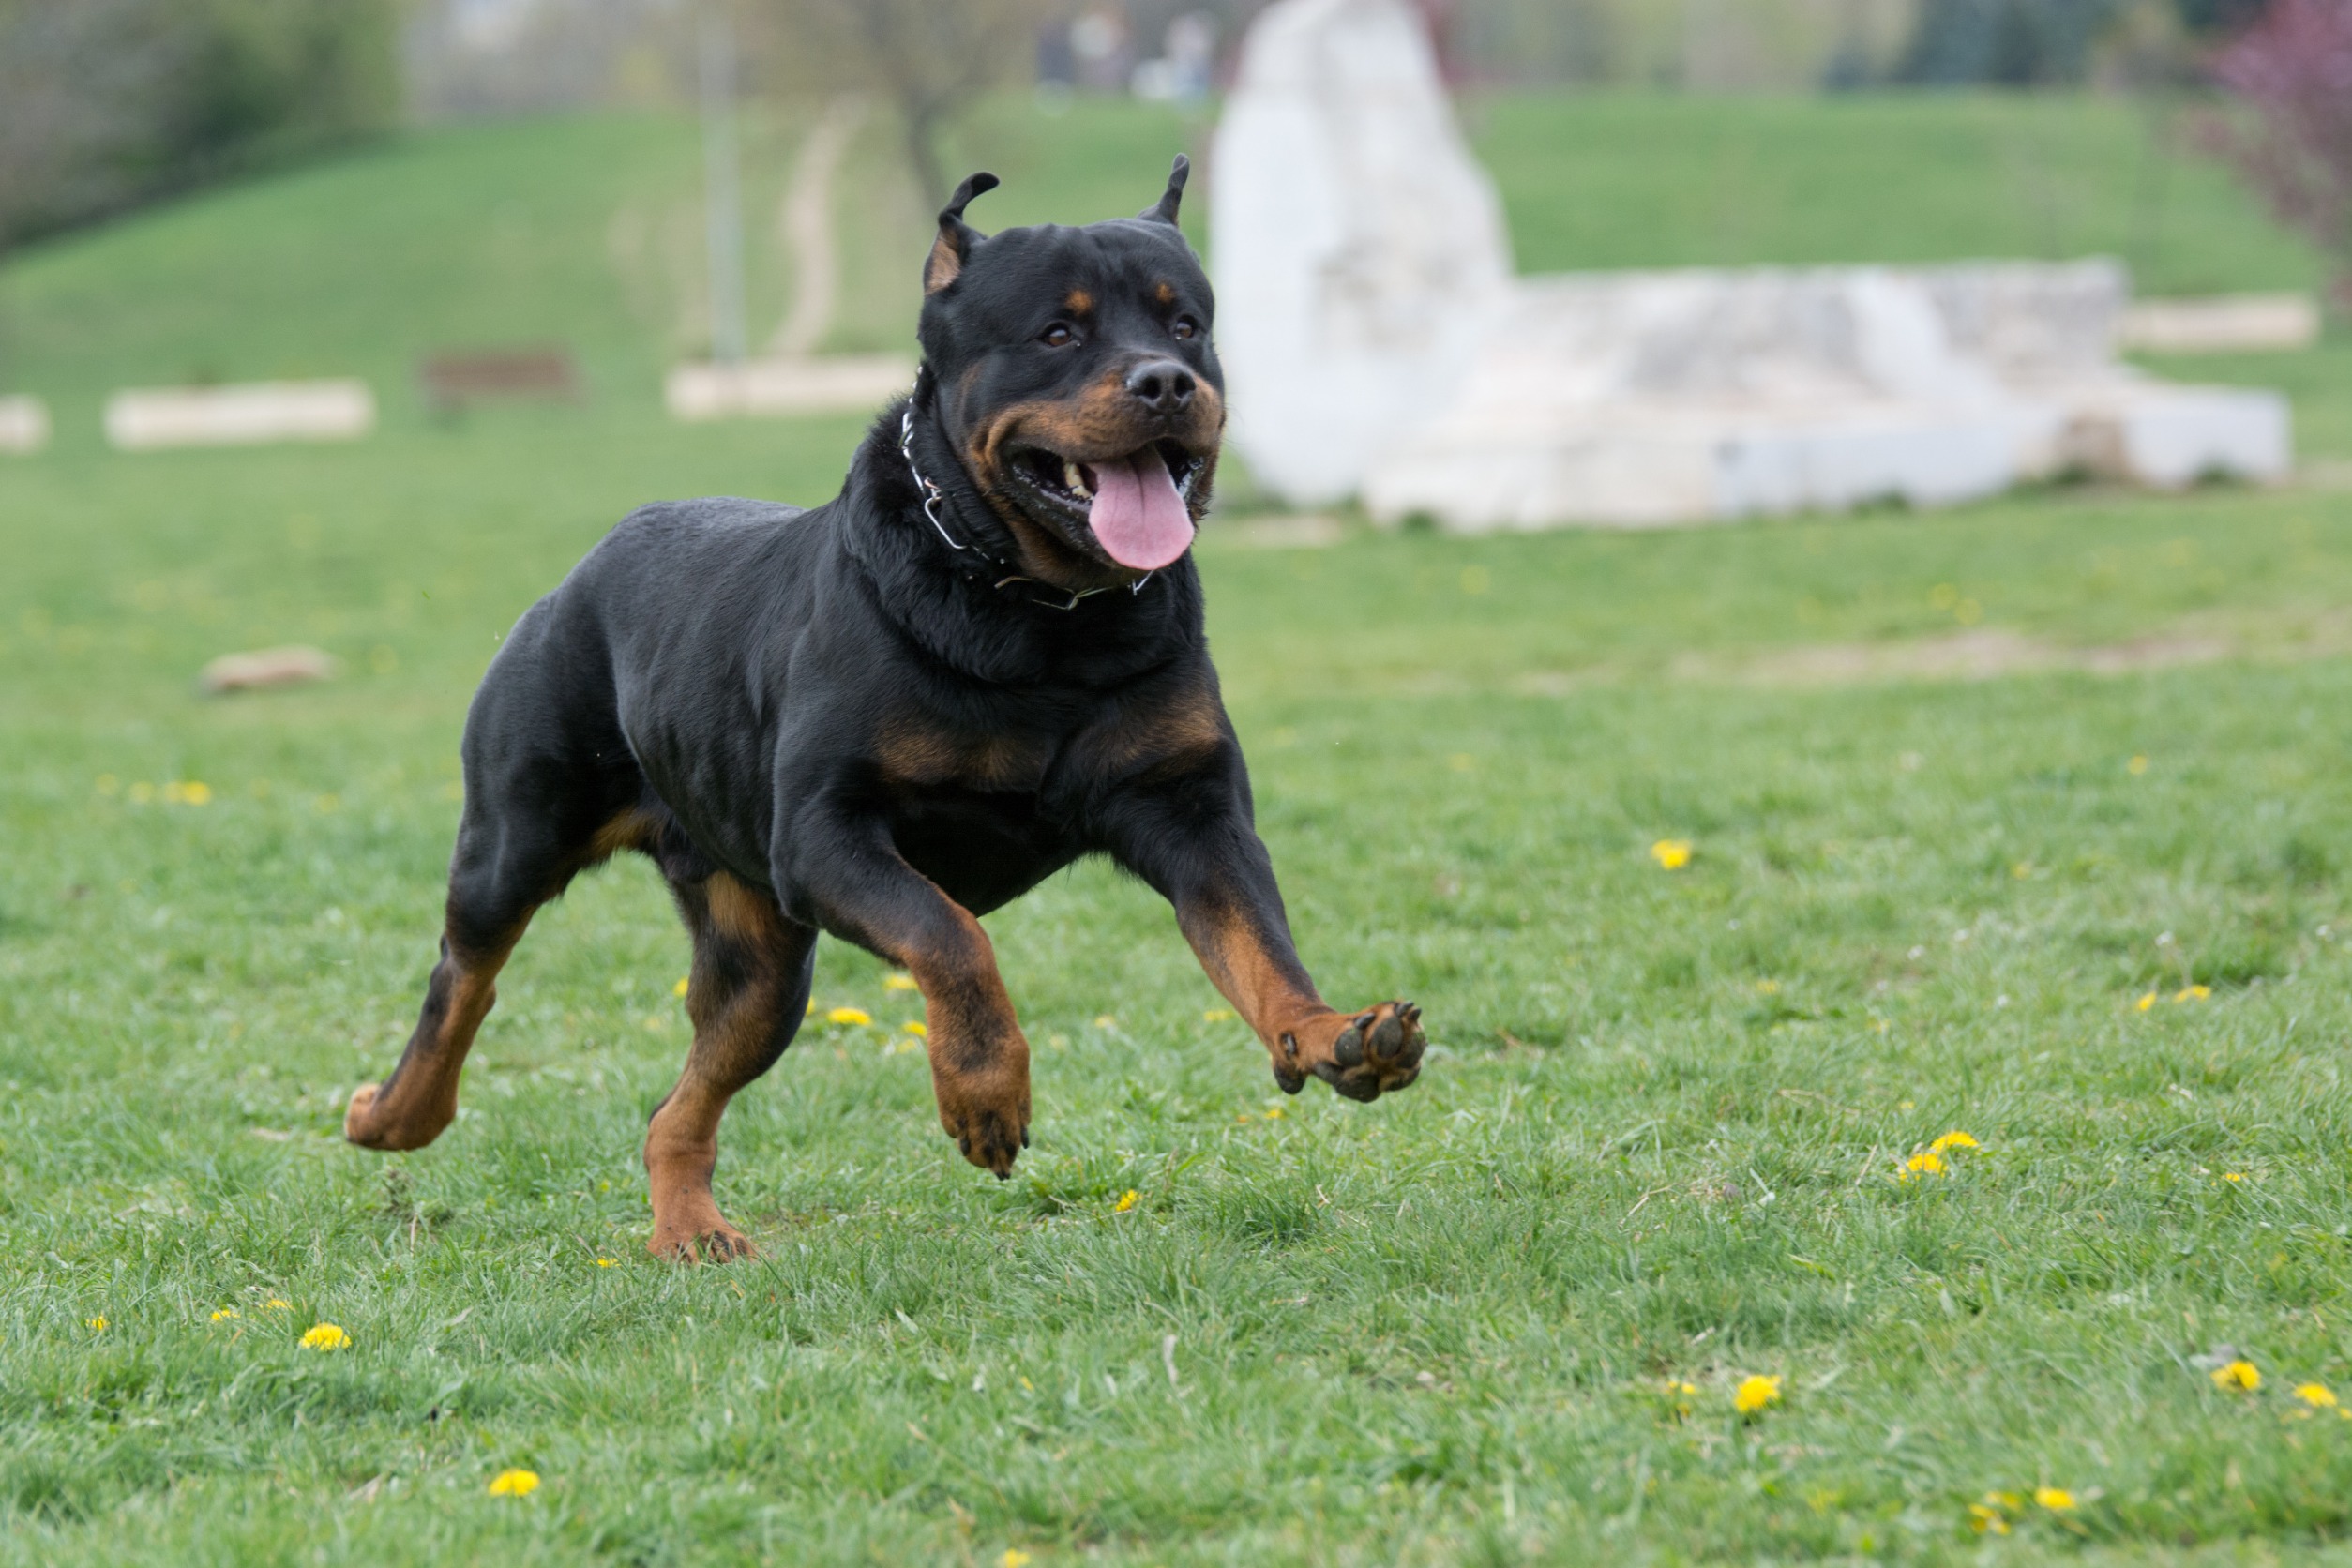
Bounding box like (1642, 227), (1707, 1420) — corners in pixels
(1063, 460), (1092, 498)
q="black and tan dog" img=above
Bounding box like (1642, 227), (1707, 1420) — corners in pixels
(343, 159), (1427, 1259)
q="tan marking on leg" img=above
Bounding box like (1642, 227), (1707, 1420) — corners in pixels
(1190, 904), (1334, 1061)
(345, 923), (525, 1151)
(646, 872), (796, 1261)
(587, 807), (660, 865)
(901, 903), (1031, 1176)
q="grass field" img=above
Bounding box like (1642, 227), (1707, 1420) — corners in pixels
(7, 90), (2352, 1565)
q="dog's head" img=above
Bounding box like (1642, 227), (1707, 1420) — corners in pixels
(916, 159), (1223, 579)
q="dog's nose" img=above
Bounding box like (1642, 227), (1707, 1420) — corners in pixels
(1124, 359), (1196, 415)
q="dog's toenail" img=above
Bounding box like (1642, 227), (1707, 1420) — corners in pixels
(1281, 1032), (1298, 1059)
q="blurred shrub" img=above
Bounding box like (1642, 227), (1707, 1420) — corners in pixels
(2200, 0), (2352, 311)
(0, 0), (397, 252)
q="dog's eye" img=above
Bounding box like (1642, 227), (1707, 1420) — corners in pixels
(1040, 323), (1078, 348)
(1171, 317), (1199, 341)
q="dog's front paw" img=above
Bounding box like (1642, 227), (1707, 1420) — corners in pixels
(1278, 1003), (1425, 1102)
(931, 1056), (1032, 1178)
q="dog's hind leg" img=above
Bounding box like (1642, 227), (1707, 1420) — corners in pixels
(345, 807), (619, 1152)
(644, 871), (816, 1261)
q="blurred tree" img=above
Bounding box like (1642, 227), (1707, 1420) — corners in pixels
(742, 0), (1061, 207)
(2201, 0), (2352, 311)
(0, 0), (396, 255)
(1897, 0), (2120, 83)
(2169, 0), (2268, 33)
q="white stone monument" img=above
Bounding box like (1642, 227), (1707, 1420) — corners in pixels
(1209, 0), (1514, 506)
(1214, 0), (2293, 530)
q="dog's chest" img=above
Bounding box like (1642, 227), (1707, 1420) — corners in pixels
(876, 725), (1053, 792)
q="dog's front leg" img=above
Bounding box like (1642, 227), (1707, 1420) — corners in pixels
(1106, 789), (1425, 1103)
(783, 819), (1031, 1176)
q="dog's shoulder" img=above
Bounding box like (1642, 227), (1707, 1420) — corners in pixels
(604, 495), (812, 553)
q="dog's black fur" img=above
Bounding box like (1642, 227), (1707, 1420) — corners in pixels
(344, 160), (1427, 1259)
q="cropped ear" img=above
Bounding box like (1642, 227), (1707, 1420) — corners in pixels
(1139, 155), (1189, 226)
(926, 171), (1000, 294)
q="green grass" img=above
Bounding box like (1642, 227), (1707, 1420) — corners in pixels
(1476, 92), (2322, 295)
(8, 92), (2352, 1565)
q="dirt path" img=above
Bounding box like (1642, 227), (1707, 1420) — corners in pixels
(769, 95), (867, 358)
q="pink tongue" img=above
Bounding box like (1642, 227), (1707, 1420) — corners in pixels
(1087, 447), (1194, 570)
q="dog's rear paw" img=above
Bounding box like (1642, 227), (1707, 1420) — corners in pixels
(342, 1081), (450, 1151)
(1298, 1002), (1424, 1102)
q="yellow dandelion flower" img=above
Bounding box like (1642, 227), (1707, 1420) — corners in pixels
(1001, 1551), (1032, 1568)
(1651, 838), (1693, 870)
(1733, 1373), (1783, 1413)
(1203, 1007), (1235, 1021)
(182, 781), (213, 806)
(902, 1020), (927, 1038)
(806, 998), (819, 1015)
(2035, 1487), (2075, 1511)
(2295, 1382), (2338, 1409)
(1114, 1189), (1138, 1213)
(1264, 1105), (1284, 1119)
(596, 1258), (617, 1268)
(1902, 1151), (1946, 1180)
(2136, 990), (2157, 1012)
(1093, 1014), (1117, 1029)
(262, 1297), (292, 1313)
(673, 977), (688, 997)
(1986, 1491), (2024, 1512)
(1930, 1130), (1979, 1153)
(883, 973), (918, 991)
(487, 1469), (540, 1498)
(2223, 1172), (2244, 1184)
(1968, 1502), (2010, 1535)
(2211, 1359), (2260, 1392)
(2174, 985), (2211, 1003)
(826, 1006), (871, 1027)
(86, 1316), (109, 1333)
(1754, 979), (1781, 996)
(209, 1308), (239, 1322)
(96, 774), (120, 795)
(2128, 754), (2148, 776)
(299, 1322), (350, 1351)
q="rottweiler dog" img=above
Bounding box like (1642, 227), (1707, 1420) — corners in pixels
(343, 159), (1427, 1259)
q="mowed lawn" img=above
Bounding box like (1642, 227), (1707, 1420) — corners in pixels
(7, 93), (2352, 1566)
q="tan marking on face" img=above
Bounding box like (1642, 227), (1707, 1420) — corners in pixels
(1155, 281), (1176, 305)
(969, 375), (1225, 475)
(1064, 289), (1094, 316)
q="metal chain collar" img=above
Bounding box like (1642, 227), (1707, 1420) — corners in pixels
(898, 400), (1153, 613)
